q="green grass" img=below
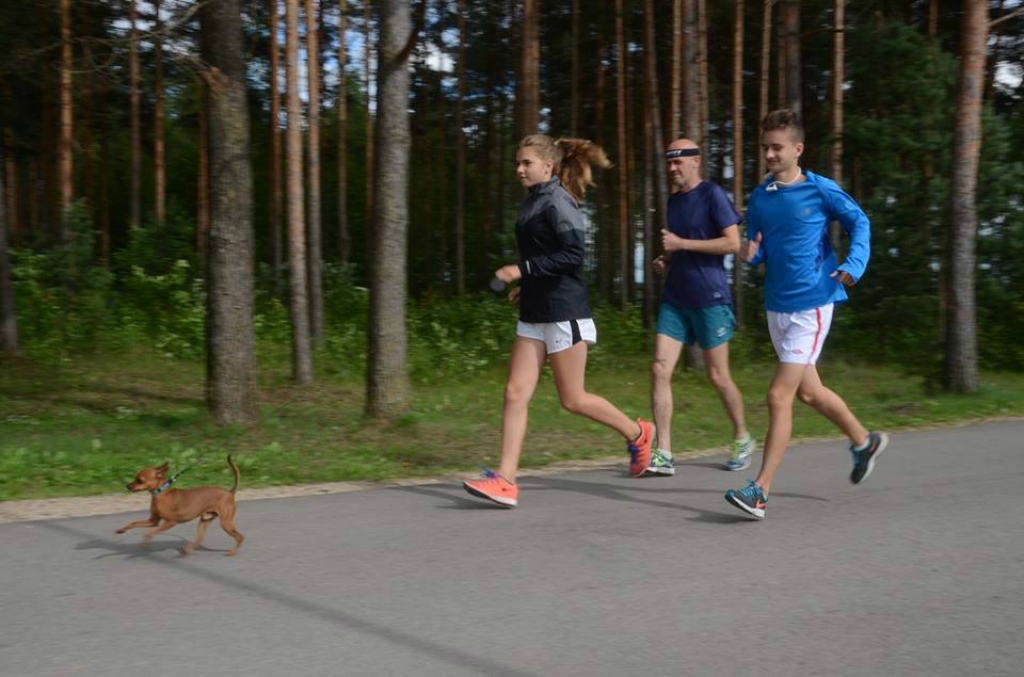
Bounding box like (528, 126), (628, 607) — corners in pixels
(2, 346), (1023, 501)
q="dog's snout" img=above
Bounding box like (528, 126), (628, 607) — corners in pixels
(125, 482), (134, 490)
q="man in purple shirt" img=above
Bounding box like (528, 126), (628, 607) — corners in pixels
(645, 138), (754, 477)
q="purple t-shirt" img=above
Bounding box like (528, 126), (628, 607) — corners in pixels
(661, 181), (742, 309)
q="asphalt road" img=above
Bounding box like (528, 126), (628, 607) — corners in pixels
(3, 420), (1022, 677)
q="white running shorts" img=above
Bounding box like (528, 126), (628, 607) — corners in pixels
(517, 318), (597, 355)
(766, 304), (834, 365)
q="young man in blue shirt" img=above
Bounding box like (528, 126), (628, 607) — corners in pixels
(646, 138), (754, 477)
(725, 110), (888, 520)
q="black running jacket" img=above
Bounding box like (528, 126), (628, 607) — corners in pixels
(515, 178), (592, 323)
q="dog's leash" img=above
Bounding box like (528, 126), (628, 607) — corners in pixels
(150, 450), (219, 495)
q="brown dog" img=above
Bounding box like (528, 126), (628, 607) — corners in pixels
(116, 455), (244, 556)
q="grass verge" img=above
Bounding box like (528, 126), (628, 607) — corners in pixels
(2, 347), (1023, 501)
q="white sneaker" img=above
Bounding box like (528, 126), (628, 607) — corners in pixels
(725, 435), (755, 471)
(646, 449), (675, 476)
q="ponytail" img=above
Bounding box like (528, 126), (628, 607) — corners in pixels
(555, 138), (612, 202)
(518, 134), (612, 202)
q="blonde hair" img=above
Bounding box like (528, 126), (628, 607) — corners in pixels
(518, 134), (612, 202)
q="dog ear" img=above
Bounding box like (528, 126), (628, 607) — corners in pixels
(157, 463), (170, 477)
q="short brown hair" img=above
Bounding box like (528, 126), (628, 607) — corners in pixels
(761, 109), (805, 144)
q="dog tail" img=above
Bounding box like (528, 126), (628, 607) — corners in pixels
(227, 455), (241, 495)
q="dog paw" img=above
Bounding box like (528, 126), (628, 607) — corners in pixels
(115, 528), (126, 534)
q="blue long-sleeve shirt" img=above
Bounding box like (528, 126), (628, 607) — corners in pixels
(746, 170), (870, 313)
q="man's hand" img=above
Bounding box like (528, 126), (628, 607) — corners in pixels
(831, 269), (856, 287)
(661, 229), (686, 253)
(741, 232), (762, 263)
(508, 286), (521, 306)
(652, 255), (670, 276)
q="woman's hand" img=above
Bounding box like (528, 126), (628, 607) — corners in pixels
(495, 264), (522, 284)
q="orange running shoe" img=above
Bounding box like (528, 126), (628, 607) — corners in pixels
(463, 469), (519, 508)
(629, 419), (656, 477)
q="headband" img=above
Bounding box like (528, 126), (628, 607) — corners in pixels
(665, 148), (700, 158)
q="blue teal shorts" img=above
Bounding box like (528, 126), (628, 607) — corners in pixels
(656, 303), (736, 350)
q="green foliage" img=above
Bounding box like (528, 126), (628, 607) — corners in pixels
(836, 22), (958, 376)
(112, 208), (198, 277)
(407, 293), (513, 382)
(976, 109), (1024, 370)
(10, 201), (120, 355)
(320, 263), (369, 377)
(586, 301), (652, 367)
(10, 206), (208, 360)
(121, 260), (206, 360)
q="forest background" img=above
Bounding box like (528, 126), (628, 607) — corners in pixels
(1, 0), (1022, 500)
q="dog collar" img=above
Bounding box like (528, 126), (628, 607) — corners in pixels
(150, 477), (178, 495)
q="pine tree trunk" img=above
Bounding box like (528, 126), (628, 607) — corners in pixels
(363, 1), (374, 224)
(682, 0), (698, 141)
(671, 0), (682, 140)
(570, 0), (580, 136)
(625, 17), (638, 304)
(337, 0), (350, 264)
(154, 0), (166, 226)
(945, 0), (987, 394)
(0, 158), (19, 355)
(594, 38), (611, 301)
(270, 0), (284, 287)
(783, 0), (801, 114)
(732, 0), (745, 330)
(197, 93), (210, 265)
(3, 126), (19, 248)
(305, 0), (324, 346)
(643, 0), (667, 327)
(58, 0), (73, 239)
(758, 0), (772, 180)
(683, 0), (706, 371)
(199, 0), (258, 424)
(286, 0), (313, 384)
(696, 0), (709, 157)
(776, 8), (785, 109)
(100, 105), (110, 263)
(28, 157), (38, 238)
(828, 0), (845, 251)
(435, 80), (448, 290)
(366, 0), (412, 419)
(831, 0), (844, 184)
(520, 0), (540, 137)
(643, 116), (655, 326)
(129, 0), (141, 230)
(454, 0), (467, 294)
(615, 0), (629, 308)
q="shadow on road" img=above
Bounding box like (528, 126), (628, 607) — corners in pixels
(36, 520), (548, 677)
(395, 470), (827, 523)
